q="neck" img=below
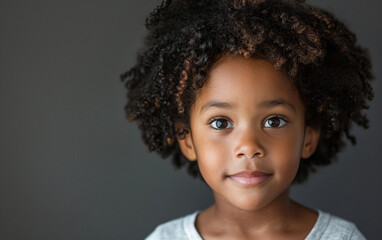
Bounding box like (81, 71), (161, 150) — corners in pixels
(210, 188), (297, 235)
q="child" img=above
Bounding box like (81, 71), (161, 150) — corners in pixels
(121, 0), (374, 239)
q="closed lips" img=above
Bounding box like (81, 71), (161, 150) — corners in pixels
(228, 171), (272, 177)
(228, 171), (272, 186)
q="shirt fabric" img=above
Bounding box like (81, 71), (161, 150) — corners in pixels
(145, 209), (366, 240)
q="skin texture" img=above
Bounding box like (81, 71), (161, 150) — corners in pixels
(177, 54), (321, 239)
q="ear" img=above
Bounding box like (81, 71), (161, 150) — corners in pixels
(174, 121), (197, 161)
(301, 125), (321, 159)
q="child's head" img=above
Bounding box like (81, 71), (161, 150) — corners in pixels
(121, 0), (374, 184)
(173, 54), (323, 209)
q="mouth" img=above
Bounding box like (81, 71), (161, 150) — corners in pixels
(227, 171), (273, 187)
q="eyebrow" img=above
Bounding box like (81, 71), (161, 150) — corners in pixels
(259, 98), (296, 112)
(200, 98), (296, 114)
(200, 100), (236, 114)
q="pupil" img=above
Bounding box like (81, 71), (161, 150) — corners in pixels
(217, 120), (227, 128)
(269, 118), (280, 127)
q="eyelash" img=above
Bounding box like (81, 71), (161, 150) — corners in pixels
(208, 115), (288, 130)
(264, 115), (287, 128)
(209, 117), (233, 130)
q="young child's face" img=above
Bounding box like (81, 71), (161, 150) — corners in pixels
(177, 54), (319, 211)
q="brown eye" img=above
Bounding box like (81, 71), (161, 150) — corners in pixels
(210, 119), (233, 129)
(264, 117), (286, 128)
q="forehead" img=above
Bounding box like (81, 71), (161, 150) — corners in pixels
(192, 54), (303, 110)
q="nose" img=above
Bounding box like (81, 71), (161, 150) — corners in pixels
(234, 128), (265, 159)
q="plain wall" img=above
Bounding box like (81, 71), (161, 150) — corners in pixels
(0, 0), (381, 239)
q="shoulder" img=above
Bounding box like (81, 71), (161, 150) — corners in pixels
(306, 210), (366, 240)
(145, 211), (201, 240)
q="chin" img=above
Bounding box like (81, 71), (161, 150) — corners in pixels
(230, 196), (272, 212)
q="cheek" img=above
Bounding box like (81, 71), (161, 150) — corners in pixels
(192, 130), (231, 179)
(269, 132), (304, 176)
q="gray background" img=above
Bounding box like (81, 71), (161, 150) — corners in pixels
(0, 0), (381, 239)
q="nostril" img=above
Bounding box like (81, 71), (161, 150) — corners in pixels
(234, 132), (265, 159)
(236, 148), (264, 159)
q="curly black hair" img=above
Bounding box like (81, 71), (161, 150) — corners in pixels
(121, 0), (374, 183)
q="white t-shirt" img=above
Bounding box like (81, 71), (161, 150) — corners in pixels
(146, 209), (366, 240)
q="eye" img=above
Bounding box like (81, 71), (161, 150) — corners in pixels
(210, 118), (233, 130)
(263, 116), (286, 128)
